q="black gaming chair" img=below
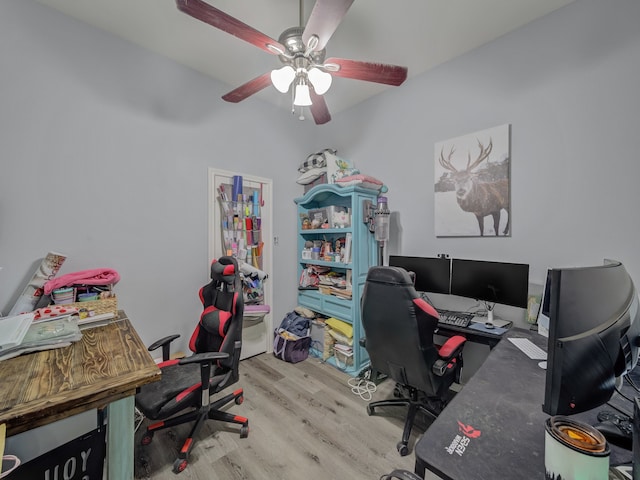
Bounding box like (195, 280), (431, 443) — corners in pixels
(361, 266), (466, 456)
(135, 256), (248, 474)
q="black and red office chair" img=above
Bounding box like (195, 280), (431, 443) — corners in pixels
(361, 266), (466, 456)
(135, 256), (248, 474)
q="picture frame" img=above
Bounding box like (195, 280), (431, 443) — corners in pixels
(434, 124), (511, 237)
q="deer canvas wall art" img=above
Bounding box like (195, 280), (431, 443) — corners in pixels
(434, 124), (511, 237)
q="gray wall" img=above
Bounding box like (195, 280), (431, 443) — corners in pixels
(2, 0), (640, 348)
(0, 0), (309, 349)
(311, 0), (640, 291)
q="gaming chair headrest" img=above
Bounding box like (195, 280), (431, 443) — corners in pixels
(366, 266), (415, 287)
(210, 257), (237, 284)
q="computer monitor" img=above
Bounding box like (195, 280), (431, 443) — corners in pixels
(388, 255), (451, 294)
(450, 258), (530, 308)
(536, 269), (552, 333)
(542, 260), (640, 416)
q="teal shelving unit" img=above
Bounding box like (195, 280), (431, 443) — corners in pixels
(294, 184), (379, 376)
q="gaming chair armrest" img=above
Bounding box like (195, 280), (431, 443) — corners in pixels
(179, 352), (231, 394)
(178, 351), (229, 366)
(437, 335), (466, 361)
(432, 335), (466, 377)
(148, 334), (181, 362)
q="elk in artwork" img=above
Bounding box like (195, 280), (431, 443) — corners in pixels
(439, 138), (510, 236)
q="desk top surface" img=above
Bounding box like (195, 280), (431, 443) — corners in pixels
(0, 311), (160, 436)
(414, 328), (634, 479)
(414, 328), (548, 479)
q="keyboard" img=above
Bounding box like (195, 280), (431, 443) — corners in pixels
(436, 309), (474, 328)
(508, 337), (547, 360)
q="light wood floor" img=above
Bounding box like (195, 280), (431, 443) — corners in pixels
(134, 353), (443, 479)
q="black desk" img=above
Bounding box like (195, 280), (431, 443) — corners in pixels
(413, 327), (634, 479)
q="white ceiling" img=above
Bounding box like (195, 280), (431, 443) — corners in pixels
(34, 0), (575, 116)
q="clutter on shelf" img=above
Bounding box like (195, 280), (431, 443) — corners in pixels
(43, 268), (119, 318)
(1, 256), (123, 363)
(323, 317), (354, 368)
(296, 148), (387, 194)
(239, 262), (268, 305)
(217, 174), (264, 271)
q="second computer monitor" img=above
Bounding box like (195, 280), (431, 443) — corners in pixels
(388, 255), (451, 294)
(450, 258), (529, 308)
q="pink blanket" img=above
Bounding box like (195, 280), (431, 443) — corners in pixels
(44, 268), (120, 295)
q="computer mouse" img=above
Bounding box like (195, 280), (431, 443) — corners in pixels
(595, 421), (633, 450)
(484, 322), (495, 329)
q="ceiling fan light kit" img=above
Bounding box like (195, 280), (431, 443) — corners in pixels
(176, 0), (408, 124)
(271, 66), (296, 93)
(293, 80), (313, 107)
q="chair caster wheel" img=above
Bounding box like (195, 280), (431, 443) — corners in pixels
(173, 458), (188, 474)
(366, 405), (374, 416)
(240, 424), (249, 438)
(235, 395), (244, 405)
(141, 432), (154, 445)
(397, 442), (409, 456)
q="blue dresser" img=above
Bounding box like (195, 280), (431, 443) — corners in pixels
(294, 184), (379, 375)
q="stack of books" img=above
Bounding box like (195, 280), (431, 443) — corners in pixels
(0, 314), (83, 362)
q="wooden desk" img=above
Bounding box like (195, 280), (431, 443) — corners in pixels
(0, 311), (160, 479)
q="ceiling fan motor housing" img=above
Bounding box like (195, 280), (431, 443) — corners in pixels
(277, 26), (326, 67)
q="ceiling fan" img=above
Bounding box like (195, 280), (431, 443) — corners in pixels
(175, 0), (408, 124)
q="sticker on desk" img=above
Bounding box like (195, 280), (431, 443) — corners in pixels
(445, 420), (482, 457)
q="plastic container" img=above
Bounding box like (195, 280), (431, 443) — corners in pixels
(77, 293), (99, 302)
(52, 287), (75, 305)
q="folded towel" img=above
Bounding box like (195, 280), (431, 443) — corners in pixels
(44, 268), (120, 295)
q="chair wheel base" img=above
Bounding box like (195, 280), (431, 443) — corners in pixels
(397, 441), (409, 456)
(240, 424), (249, 438)
(141, 432), (154, 445)
(173, 457), (188, 474)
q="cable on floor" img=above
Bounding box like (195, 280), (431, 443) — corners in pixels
(348, 368), (377, 401)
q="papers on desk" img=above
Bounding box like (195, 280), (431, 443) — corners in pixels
(0, 315), (82, 361)
(0, 313), (35, 351)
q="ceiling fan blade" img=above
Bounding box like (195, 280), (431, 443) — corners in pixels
(302, 0), (355, 52)
(176, 0), (285, 55)
(325, 57), (408, 86)
(222, 72), (272, 103)
(309, 90), (332, 125)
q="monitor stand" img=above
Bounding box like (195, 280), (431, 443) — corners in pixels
(478, 305), (512, 328)
(486, 309), (494, 327)
(482, 311), (512, 328)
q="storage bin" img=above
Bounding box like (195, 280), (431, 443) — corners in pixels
(65, 296), (118, 316)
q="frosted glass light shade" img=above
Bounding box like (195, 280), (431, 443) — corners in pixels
(293, 83), (312, 106)
(308, 67), (332, 95)
(270, 66), (295, 93)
